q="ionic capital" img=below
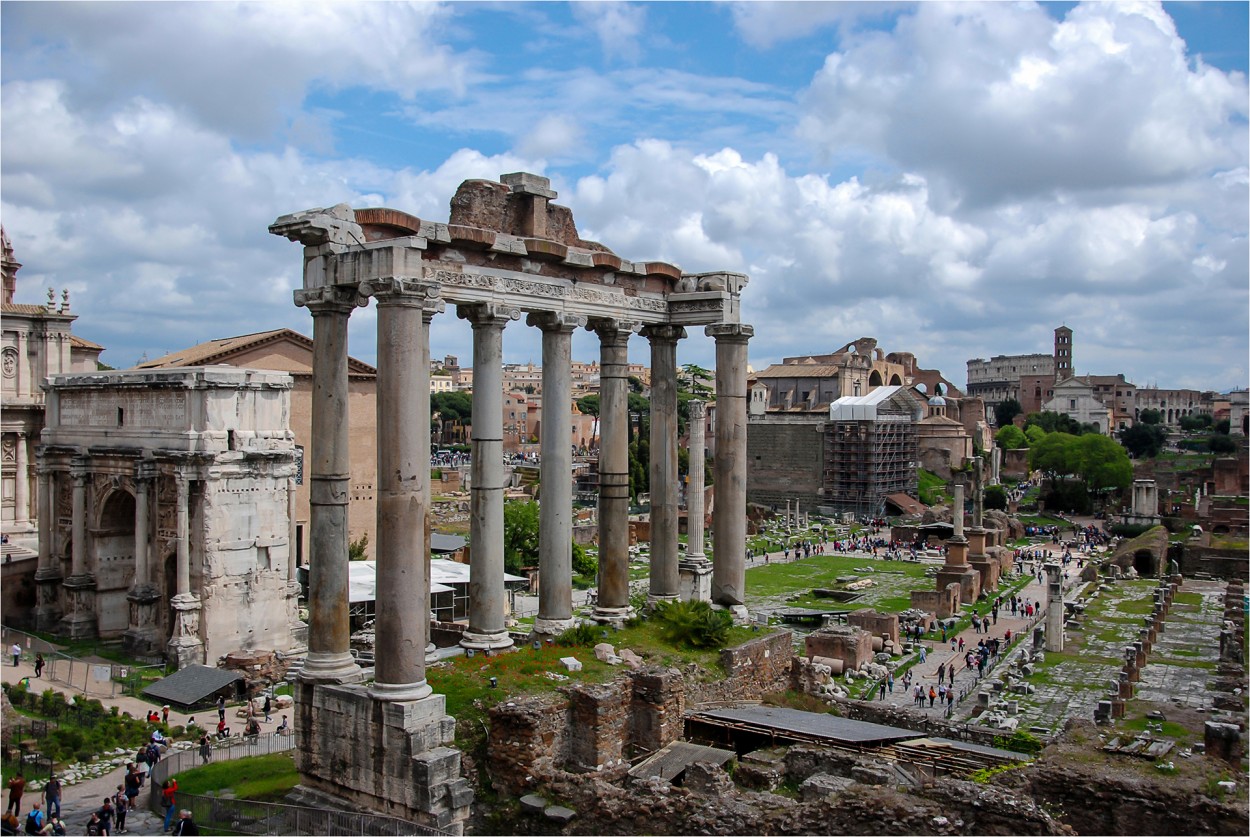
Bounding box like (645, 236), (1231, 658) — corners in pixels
(359, 277), (442, 309)
(526, 311), (585, 333)
(294, 284), (367, 314)
(641, 324), (687, 345)
(457, 303), (520, 329)
(705, 322), (754, 344)
(588, 318), (641, 345)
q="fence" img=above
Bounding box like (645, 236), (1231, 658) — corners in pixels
(148, 734), (447, 836)
(1, 626), (167, 698)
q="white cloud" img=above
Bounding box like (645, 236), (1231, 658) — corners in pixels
(571, 2), (648, 63)
(798, 1), (1249, 208)
(727, 1), (908, 50)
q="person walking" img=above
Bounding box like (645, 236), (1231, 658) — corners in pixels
(41, 777), (60, 820)
(927, 685), (936, 708)
(9, 644), (20, 668)
(262, 695), (271, 724)
(161, 706), (170, 726)
(122, 768), (140, 812)
(33, 654), (44, 678)
(198, 734), (212, 765)
(111, 787), (127, 835)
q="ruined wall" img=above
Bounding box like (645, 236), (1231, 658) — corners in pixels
(847, 610), (899, 645)
(745, 420), (825, 509)
(804, 627), (873, 671)
(1178, 545), (1250, 581)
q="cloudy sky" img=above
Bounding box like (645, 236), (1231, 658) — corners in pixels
(2, 1), (1246, 393)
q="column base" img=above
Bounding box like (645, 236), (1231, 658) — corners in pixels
(590, 605), (635, 626)
(33, 568), (63, 632)
(533, 617), (576, 636)
(57, 574), (97, 640)
(167, 593), (205, 669)
(123, 585), (163, 657)
(678, 557), (713, 603)
(459, 630), (514, 652)
(646, 593), (678, 609)
(369, 678), (433, 703)
(300, 651), (365, 684)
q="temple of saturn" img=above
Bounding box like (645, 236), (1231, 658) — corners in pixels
(269, 172), (752, 830)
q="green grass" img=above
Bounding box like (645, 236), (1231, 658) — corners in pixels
(918, 469), (949, 506)
(427, 620), (763, 724)
(173, 753), (299, 802)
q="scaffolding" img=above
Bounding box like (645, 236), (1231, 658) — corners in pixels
(823, 391), (918, 518)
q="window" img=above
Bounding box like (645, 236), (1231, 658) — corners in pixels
(1070, 399), (1077, 409)
(117, 407), (124, 426)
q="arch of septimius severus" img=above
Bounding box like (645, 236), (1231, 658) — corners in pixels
(269, 172), (751, 831)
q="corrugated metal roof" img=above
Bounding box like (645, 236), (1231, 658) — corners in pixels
(692, 705), (917, 744)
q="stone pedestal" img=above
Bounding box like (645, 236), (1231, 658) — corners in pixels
(57, 574), (98, 640)
(1044, 563), (1064, 653)
(167, 592), (205, 669)
(122, 584), (163, 656)
(678, 557), (713, 603)
(936, 538), (981, 604)
(967, 527), (999, 593)
(294, 682), (472, 834)
(33, 567), (63, 632)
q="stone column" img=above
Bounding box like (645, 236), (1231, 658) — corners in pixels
(1045, 562), (1065, 652)
(706, 323), (752, 617)
(679, 401), (712, 602)
(367, 277), (441, 700)
(643, 324), (685, 606)
(33, 453), (61, 630)
(13, 432), (30, 528)
(591, 319), (638, 623)
(168, 472), (205, 667)
(529, 312), (583, 635)
(123, 460), (160, 654)
(293, 284), (364, 683)
(459, 303), (518, 652)
(59, 455), (97, 639)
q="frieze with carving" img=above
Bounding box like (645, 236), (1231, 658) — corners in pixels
(1, 347), (16, 379)
(428, 268), (497, 289)
(1, 437), (13, 464)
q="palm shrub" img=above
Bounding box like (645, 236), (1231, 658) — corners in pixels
(653, 599), (732, 649)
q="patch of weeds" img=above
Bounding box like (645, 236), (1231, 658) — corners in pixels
(970, 762), (1025, 783)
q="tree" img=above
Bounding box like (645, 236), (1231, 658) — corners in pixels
(1209, 434), (1237, 453)
(994, 398), (1023, 429)
(1073, 433), (1132, 494)
(1120, 423), (1167, 458)
(1029, 432), (1078, 481)
(995, 425), (1027, 450)
(1179, 413), (1213, 433)
(1025, 411), (1082, 435)
(576, 394), (600, 417)
(1138, 408), (1162, 425)
(1024, 425), (1047, 447)
(502, 501), (540, 574)
(348, 533), (369, 561)
(984, 484), (1008, 511)
(1215, 418), (1231, 435)
(431, 391), (472, 444)
(571, 541), (596, 578)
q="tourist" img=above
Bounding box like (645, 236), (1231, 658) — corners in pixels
(275, 715), (289, 736)
(161, 705), (170, 726)
(878, 680), (887, 700)
(123, 767), (141, 811)
(170, 810), (199, 836)
(215, 718), (230, 740)
(262, 695), (271, 723)
(936, 663), (945, 684)
(6, 772), (24, 816)
(33, 654), (44, 678)
(8, 644), (20, 668)
(161, 780), (178, 832)
(216, 695), (226, 722)
(947, 689), (955, 709)
(23, 803), (44, 836)
(918, 645), (926, 664)
(40, 815), (66, 836)
(928, 686), (936, 707)
(957, 637), (965, 652)
(887, 672), (894, 693)
(84, 812), (102, 836)
(198, 734), (212, 765)
(112, 786), (127, 834)
(41, 777), (60, 820)
(95, 797), (113, 837)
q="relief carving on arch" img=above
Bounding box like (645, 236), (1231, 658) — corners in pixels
(1, 436), (14, 464)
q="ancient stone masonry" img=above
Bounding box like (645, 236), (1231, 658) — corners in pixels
(270, 173), (752, 831)
(36, 368), (303, 664)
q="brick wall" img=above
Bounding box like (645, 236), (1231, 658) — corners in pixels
(746, 420), (825, 508)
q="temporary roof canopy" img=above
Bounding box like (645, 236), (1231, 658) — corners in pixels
(346, 558), (525, 604)
(142, 664), (243, 710)
(828, 385), (904, 422)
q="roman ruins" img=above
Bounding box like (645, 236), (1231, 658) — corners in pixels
(269, 172), (752, 830)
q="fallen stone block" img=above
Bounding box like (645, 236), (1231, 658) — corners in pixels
(519, 794), (547, 814)
(560, 656), (582, 672)
(544, 805), (576, 824)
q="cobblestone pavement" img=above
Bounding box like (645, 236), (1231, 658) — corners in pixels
(1134, 579), (1225, 709)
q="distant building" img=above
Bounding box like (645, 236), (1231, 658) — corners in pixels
(824, 387), (922, 516)
(1, 228), (104, 545)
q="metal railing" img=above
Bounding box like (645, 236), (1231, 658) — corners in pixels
(148, 734), (447, 836)
(1, 626), (167, 698)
